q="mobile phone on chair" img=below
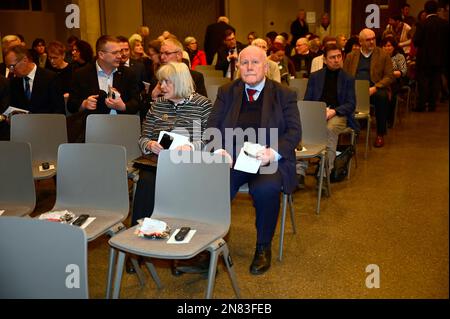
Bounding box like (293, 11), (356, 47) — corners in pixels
(160, 133), (174, 149)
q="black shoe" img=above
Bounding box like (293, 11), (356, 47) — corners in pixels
(249, 245), (271, 275)
(297, 174), (305, 190)
(172, 252), (210, 275)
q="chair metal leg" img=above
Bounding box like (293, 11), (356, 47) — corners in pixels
(144, 260), (163, 289)
(365, 118), (370, 159)
(205, 248), (220, 299)
(219, 240), (241, 298)
(105, 247), (117, 299)
(112, 251), (126, 299)
(278, 194), (287, 262)
(131, 257), (146, 286)
(316, 152), (326, 214)
(288, 194), (296, 234)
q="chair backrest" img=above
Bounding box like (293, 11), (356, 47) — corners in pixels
(297, 101), (327, 145)
(54, 143), (129, 214)
(152, 151), (230, 234)
(0, 217), (88, 298)
(0, 141), (35, 215)
(195, 65), (216, 72)
(198, 69), (224, 78)
(289, 78), (308, 100)
(10, 114), (67, 165)
(85, 114), (141, 163)
(205, 84), (221, 105)
(204, 76), (230, 87)
(355, 80), (371, 114)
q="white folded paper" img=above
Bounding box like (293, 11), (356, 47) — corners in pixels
(233, 142), (265, 174)
(138, 217), (169, 237)
(0, 210), (5, 216)
(157, 130), (194, 150)
(2, 106), (29, 116)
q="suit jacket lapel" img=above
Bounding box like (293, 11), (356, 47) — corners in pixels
(229, 80), (244, 127)
(260, 79), (273, 128)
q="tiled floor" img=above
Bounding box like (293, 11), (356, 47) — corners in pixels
(32, 102), (449, 299)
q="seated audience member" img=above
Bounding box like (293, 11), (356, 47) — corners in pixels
(381, 36), (407, 127)
(129, 33), (153, 80)
(234, 38), (281, 83)
(47, 41), (75, 104)
(247, 31), (257, 46)
(383, 15), (412, 54)
(206, 45), (301, 275)
(344, 28), (394, 148)
(5, 45), (65, 114)
(310, 36), (337, 74)
(268, 46), (296, 85)
(343, 35), (361, 56)
(31, 38), (50, 69)
(65, 35), (79, 63)
(129, 62), (212, 274)
(117, 36), (149, 91)
(184, 36), (207, 70)
(290, 37), (314, 78)
(265, 31), (278, 50)
(0, 74), (10, 140)
(297, 44), (357, 189)
(308, 35), (322, 57)
(336, 34), (347, 58)
(203, 16), (235, 65)
(215, 29), (245, 79)
(67, 35), (140, 141)
(72, 39), (94, 69)
(152, 38), (207, 99)
(1, 35), (22, 78)
(316, 13), (331, 40)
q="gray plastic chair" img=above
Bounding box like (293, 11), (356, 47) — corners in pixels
(195, 65), (216, 72)
(48, 143), (129, 241)
(296, 101), (331, 214)
(238, 183), (295, 262)
(85, 114), (141, 205)
(355, 80), (371, 159)
(289, 78), (308, 101)
(0, 217), (88, 298)
(10, 114), (67, 180)
(0, 142), (35, 217)
(204, 76), (230, 87)
(205, 84), (221, 104)
(107, 150), (240, 299)
(197, 69), (224, 78)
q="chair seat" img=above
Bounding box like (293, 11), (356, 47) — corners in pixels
(295, 144), (326, 158)
(48, 207), (126, 241)
(109, 217), (227, 259)
(355, 112), (370, 120)
(32, 162), (57, 180)
(0, 203), (34, 217)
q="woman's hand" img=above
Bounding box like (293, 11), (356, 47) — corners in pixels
(146, 140), (163, 155)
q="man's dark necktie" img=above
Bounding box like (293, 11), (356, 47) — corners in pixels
(7, 70), (14, 80)
(24, 76), (31, 100)
(247, 89), (257, 102)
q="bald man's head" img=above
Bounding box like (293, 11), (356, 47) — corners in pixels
(359, 28), (376, 53)
(238, 46), (268, 86)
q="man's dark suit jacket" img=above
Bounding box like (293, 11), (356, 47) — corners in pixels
(67, 62), (140, 115)
(215, 42), (246, 77)
(304, 68), (358, 130)
(0, 75), (10, 140)
(413, 15), (449, 70)
(206, 78), (301, 194)
(9, 66), (65, 114)
(0, 63), (7, 78)
(190, 69), (207, 98)
(204, 21), (236, 65)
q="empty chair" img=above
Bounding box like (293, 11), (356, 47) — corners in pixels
(0, 142), (35, 217)
(10, 114), (67, 180)
(197, 69), (224, 78)
(289, 78), (308, 100)
(204, 76), (230, 87)
(85, 114), (141, 203)
(0, 217), (88, 298)
(354, 80), (371, 159)
(296, 101), (330, 214)
(107, 151), (240, 299)
(238, 183), (296, 262)
(205, 84), (221, 104)
(46, 143), (129, 241)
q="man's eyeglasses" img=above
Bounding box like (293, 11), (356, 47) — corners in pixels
(7, 56), (25, 70)
(160, 51), (180, 57)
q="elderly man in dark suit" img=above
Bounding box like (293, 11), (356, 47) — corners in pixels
(67, 35), (140, 141)
(298, 44), (357, 188)
(4, 45), (65, 115)
(0, 74), (10, 140)
(413, 0), (449, 112)
(206, 45), (301, 275)
(204, 16), (235, 65)
(215, 29), (246, 79)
